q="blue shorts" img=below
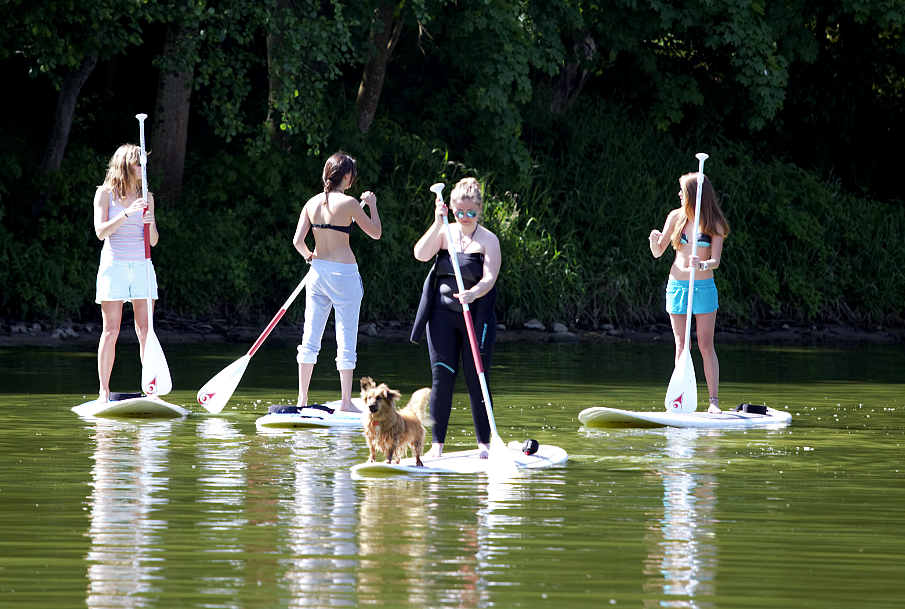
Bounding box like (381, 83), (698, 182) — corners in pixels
(96, 259), (158, 303)
(665, 277), (718, 315)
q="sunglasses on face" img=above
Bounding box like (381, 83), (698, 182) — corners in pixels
(454, 210), (478, 219)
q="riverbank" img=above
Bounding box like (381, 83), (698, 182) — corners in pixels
(1, 318), (902, 348)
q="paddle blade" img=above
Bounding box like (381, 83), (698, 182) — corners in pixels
(197, 355), (251, 414)
(487, 434), (521, 479)
(665, 349), (697, 412)
(141, 332), (172, 396)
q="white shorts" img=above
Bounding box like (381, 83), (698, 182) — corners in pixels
(96, 259), (158, 303)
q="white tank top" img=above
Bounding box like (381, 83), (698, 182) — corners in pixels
(100, 191), (146, 262)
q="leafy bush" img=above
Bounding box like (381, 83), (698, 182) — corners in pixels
(2, 99), (902, 329)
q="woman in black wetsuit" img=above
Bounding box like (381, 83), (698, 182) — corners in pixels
(412, 178), (501, 459)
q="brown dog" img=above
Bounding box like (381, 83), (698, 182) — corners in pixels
(361, 377), (432, 466)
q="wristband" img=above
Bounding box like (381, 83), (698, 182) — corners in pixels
(699, 261), (709, 271)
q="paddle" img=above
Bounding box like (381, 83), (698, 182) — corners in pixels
(197, 272), (311, 413)
(430, 183), (520, 477)
(664, 153), (709, 413)
(136, 113), (172, 397)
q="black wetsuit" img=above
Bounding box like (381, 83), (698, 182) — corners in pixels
(411, 249), (497, 444)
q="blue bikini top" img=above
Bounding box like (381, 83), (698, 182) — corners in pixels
(680, 230), (712, 248)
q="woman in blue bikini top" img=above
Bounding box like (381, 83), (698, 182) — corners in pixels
(648, 172), (730, 413)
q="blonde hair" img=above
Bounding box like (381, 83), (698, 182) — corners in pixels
(101, 144), (144, 200)
(450, 177), (483, 207)
(670, 172), (730, 250)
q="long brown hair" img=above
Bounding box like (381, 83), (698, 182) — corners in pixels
(101, 144), (143, 200)
(670, 172), (730, 250)
(322, 152), (357, 205)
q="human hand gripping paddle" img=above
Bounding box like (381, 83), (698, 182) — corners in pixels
(136, 113), (172, 397)
(430, 183), (519, 478)
(196, 272), (311, 413)
(664, 153), (709, 413)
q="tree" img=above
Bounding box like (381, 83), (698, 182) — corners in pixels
(355, 1), (407, 135)
(150, 1), (198, 207)
(439, 0), (582, 176)
(0, 0), (149, 216)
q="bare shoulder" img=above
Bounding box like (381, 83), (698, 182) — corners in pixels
(665, 208), (685, 227)
(94, 186), (110, 205)
(477, 225), (500, 249)
(334, 193), (360, 210)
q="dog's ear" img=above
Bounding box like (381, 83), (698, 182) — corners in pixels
(387, 388), (402, 402)
(360, 377), (375, 391)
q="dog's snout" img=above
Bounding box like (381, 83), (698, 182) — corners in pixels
(369, 402), (379, 413)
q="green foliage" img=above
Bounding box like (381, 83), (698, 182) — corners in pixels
(0, 0), (148, 87)
(3, 99), (902, 330)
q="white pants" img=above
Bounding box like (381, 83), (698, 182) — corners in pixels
(297, 259), (363, 370)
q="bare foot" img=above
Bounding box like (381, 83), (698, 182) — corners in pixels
(338, 401), (361, 414)
(707, 401), (722, 414)
(97, 392), (109, 405)
(427, 443), (443, 459)
(478, 443), (490, 459)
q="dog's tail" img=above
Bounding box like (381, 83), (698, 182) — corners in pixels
(403, 387), (433, 428)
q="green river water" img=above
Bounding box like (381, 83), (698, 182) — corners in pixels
(1, 339), (903, 608)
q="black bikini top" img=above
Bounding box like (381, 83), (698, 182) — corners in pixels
(312, 223), (352, 234)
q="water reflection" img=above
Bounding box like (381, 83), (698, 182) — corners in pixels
(84, 418), (176, 608)
(643, 429), (718, 608)
(356, 476), (432, 606)
(283, 429), (360, 608)
(194, 418), (249, 595)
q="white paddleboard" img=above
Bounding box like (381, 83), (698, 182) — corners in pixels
(255, 398), (365, 429)
(73, 395), (189, 418)
(350, 441), (568, 476)
(578, 406), (792, 429)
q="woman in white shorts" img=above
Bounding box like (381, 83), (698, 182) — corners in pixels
(93, 144), (159, 403)
(293, 152), (382, 412)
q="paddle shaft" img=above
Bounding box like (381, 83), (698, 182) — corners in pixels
(247, 273), (309, 357)
(137, 114), (153, 333)
(439, 214), (502, 437)
(682, 154), (708, 345)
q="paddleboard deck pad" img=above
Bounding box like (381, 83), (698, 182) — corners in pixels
(73, 393), (189, 418)
(255, 398), (365, 429)
(578, 405), (791, 429)
(351, 442), (568, 476)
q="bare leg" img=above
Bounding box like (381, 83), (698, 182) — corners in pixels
(338, 368), (359, 412)
(427, 443), (443, 458)
(98, 301), (124, 403)
(668, 313), (688, 361)
(132, 299), (151, 363)
(297, 362), (314, 407)
(695, 311), (721, 413)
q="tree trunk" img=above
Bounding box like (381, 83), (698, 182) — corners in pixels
(150, 21), (195, 208)
(32, 52), (98, 218)
(549, 31), (596, 114)
(355, 1), (405, 135)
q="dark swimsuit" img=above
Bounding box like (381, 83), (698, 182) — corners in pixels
(312, 223), (352, 234)
(410, 249), (497, 445)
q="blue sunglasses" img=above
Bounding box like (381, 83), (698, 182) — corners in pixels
(454, 210), (478, 219)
